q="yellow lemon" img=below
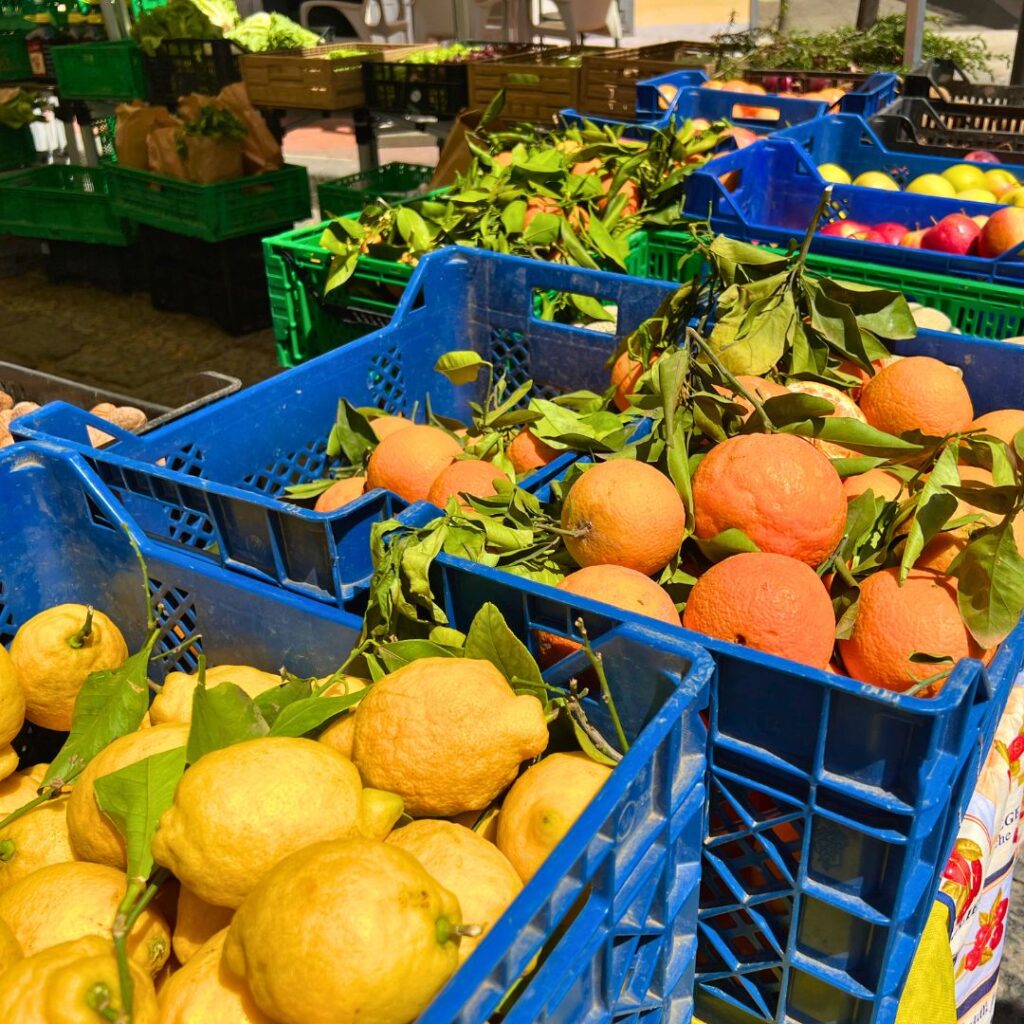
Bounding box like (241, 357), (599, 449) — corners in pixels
(0, 935), (158, 1023)
(352, 658), (548, 817)
(0, 861), (170, 974)
(316, 675), (369, 759)
(0, 794), (77, 892)
(67, 723), (188, 869)
(387, 819), (522, 962)
(223, 837), (461, 1024)
(496, 752), (612, 882)
(0, 764), (49, 816)
(172, 885), (233, 965)
(152, 737), (382, 908)
(0, 916), (22, 974)
(157, 928), (271, 1023)
(150, 666), (281, 726)
(0, 646), (24, 780)
(9, 605), (128, 731)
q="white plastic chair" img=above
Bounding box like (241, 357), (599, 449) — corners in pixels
(528, 0), (621, 44)
(298, 0), (412, 42)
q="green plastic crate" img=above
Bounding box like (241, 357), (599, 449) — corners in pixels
(642, 228), (1024, 341)
(317, 162), (434, 217)
(0, 30), (29, 81)
(0, 125), (35, 172)
(0, 165), (134, 244)
(52, 40), (146, 101)
(109, 163), (311, 242)
(266, 221), (652, 368)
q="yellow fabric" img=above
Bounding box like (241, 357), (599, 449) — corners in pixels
(693, 903), (957, 1024)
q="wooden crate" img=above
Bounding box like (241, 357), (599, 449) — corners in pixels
(579, 41), (718, 118)
(240, 43), (418, 111)
(468, 46), (608, 126)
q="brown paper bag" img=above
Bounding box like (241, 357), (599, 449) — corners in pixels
(428, 108), (489, 191)
(116, 103), (179, 170)
(217, 82), (283, 175)
(184, 134), (244, 183)
(175, 92), (219, 123)
(146, 126), (189, 179)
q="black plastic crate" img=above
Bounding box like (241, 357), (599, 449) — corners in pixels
(904, 59), (1024, 108)
(143, 224), (283, 336)
(361, 43), (537, 119)
(44, 239), (145, 293)
(871, 96), (1024, 156)
(142, 38), (243, 107)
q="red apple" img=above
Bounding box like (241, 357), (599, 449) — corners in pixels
(965, 149), (999, 164)
(821, 220), (870, 238)
(873, 222), (910, 245)
(860, 229), (885, 243)
(921, 214), (981, 256)
(978, 207), (1024, 258)
(901, 228), (927, 248)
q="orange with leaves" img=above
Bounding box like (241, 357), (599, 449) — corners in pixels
(427, 460), (504, 510)
(692, 433), (846, 567)
(970, 409), (1024, 446)
(508, 428), (560, 476)
(369, 415), (412, 441)
(314, 476), (366, 513)
(859, 356), (974, 437)
(609, 350), (652, 411)
(560, 460), (686, 576)
(838, 568), (983, 694)
(538, 565), (679, 663)
(365, 425), (462, 503)
(682, 552), (836, 669)
(842, 468), (904, 504)
(714, 375), (789, 419)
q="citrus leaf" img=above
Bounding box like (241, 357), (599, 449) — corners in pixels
(946, 484), (1019, 517)
(951, 520), (1024, 648)
(326, 399), (377, 464)
(268, 691), (367, 738)
(93, 747), (186, 882)
(758, 393), (835, 427)
(1015, 428), (1024, 463)
(252, 676), (313, 727)
(282, 478), (340, 500)
(428, 626), (466, 650)
(395, 206), (433, 250)
(523, 212), (561, 247)
(501, 200), (526, 234)
(186, 682), (269, 764)
(900, 445), (960, 582)
(570, 292), (615, 323)
(42, 636), (156, 790)
(784, 417), (921, 455)
(570, 718), (619, 767)
(694, 528), (760, 562)
(465, 603), (543, 685)
(378, 639), (456, 672)
(435, 351), (486, 386)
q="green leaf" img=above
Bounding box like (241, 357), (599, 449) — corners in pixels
(395, 206), (434, 250)
(951, 520), (1024, 648)
(514, 149), (564, 174)
(759, 393), (836, 427)
(186, 682), (269, 764)
(282, 478), (340, 500)
(570, 719), (619, 767)
(946, 484), (1019, 517)
(587, 214), (627, 269)
(435, 351), (486, 386)
(899, 445), (960, 582)
(501, 200), (526, 234)
(710, 281), (795, 375)
(323, 249), (360, 295)
(816, 278), (918, 341)
(694, 528), (761, 562)
(523, 212), (561, 247)
(377, 639), (456, 672)
(252, 676), (313, 727)
(784, 417), (922, 456)
(42, 637), (156, 790)
(709, 235), (789, 285)
(570, 292), (615, 323)
(93, 747), (186, 882)
(464, 603), (543, 685)
(1014, 428), (1024, 463)
(268, 691), (367, 738)
(326, 399), (378, 465)
(428, 626), (466, 650)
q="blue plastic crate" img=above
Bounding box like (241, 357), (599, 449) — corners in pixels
(422, 523), (1022, 1024)
(682, 137), (1024, 286)
(776, 112), (1024, 185)
(0, 442), (711, 1024)
(640, 78), (830, 132)
(12, 249), (672, 607)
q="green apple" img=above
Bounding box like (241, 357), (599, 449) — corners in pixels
(983, 168), (1018, 198)
(852, 170), (899, 191)
(906, 173), (957, 197)
(955, 188), (998, 204)
(1000, 186), (1024, 208)
(941, 164), (987, 192)
(817, 162), (851, 184)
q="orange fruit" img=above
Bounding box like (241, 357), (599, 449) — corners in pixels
(537, 565), (679, 663)
(682, 552), (836, 669)
(859, 356), (973, 437)
(835, 356), (901, 398)
(508, 428), (559, 476)
(785, 380), (867, 458)
(369, 415), (412, 441)
(571, 158), (602, 176)
(609, 350), (653, 411)
(560, 461), (686, 575)
(692, 433), (846, 567)
(838, 568), (982, 694)
(598, 177), (640, 216)
(523, 196), (560, 228)
(493, 151), (514, 167)
(842, 468), (904, 503)
(969, 408), (1024, 446)
(714, 375), (789, 419)
(365, 425), (462, 503)
(427, 459), (504, 509)
(314, 476), (366, 513)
